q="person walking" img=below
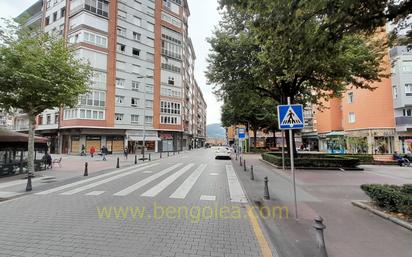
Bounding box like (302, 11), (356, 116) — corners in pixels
(123, 147), (128, 160)
(90, 146), (96, 158)
(101, 146), (108, 161)
(81, 144), (86, 156)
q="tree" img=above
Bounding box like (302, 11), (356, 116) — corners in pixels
(0, 21), (91, 185)
(208, 1), (388, 154)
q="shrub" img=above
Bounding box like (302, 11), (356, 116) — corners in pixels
(401, 184), (412, 195)
(361, 184), (412, 217)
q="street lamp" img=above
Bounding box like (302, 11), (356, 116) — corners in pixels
(136, 75), (153, 160)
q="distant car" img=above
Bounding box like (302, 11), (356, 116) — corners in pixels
(214, 146), (231, 159)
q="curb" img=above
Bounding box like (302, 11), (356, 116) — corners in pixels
(351, 200), (412, 231)
(259, 158), (363, 171)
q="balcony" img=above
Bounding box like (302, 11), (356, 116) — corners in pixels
(396, 116), (412, 132)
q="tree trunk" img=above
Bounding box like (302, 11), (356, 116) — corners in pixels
(253, 129), (257, 150)
(285, 130), (298, 156)
(27, 113), (36, 175)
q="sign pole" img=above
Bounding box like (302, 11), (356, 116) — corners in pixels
(281, 130), (285, 171)
(287, 97), (298, 220)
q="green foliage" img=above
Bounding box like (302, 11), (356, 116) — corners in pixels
(262, 152), (360, 168)
(331, 154), (374, 164)
(346, 137), (368, 154)
(0, 20), (92, 116)
(361, 184), (412, 217)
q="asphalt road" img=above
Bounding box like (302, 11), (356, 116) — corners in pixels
(0, 149), (273, 257)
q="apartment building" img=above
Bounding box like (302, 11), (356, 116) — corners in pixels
(15, 0), (206, 154)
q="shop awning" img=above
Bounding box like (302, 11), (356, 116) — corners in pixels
(0, 128), (48, 143)
(326, 131), (346, 137)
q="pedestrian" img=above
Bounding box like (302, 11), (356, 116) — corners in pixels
(90, 145), (96, 158)
(81, 144), (86, 156)
(42, 152), (52, 169)
(101, 146), (107, 161)
(124, 147), (128, 160)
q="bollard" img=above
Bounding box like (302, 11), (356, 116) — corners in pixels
(134, 155), (137, 165)
(160, 152), (162, 158)
(149, 153), (151, 161)
(167, 152), (170, 157)
(173, 151), (175, 155)
(264, 176), (270, 200)
(240, 156), (242, 166)
(116, 157), (120, 168)
(178, 150), (179, 154)
(313, 216), (328, 257)
(84, 162), (88, 176)
(25, 174), (32, 192)
(236, 154), (238, 160)
(243, 160), (246, 171)
(250, 165), (254, 180)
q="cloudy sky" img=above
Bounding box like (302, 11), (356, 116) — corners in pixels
(0, 0), (223, 125)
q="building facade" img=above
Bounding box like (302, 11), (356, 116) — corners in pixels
(15, 0), (206, 154)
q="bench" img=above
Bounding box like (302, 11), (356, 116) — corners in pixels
(52, 157), (62, 168)
(373, 155), (397, 165)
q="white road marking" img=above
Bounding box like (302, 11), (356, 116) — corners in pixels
(60, 163), (159, 195)
(36, 162), (154, 195)
(169, 164), (207, 199)
(143, 171), (153, 174)
(225, 165), (248, 203)
(210, 173), (219, 176)
(0, 176), (54, 190)
(200, 195), (216, 201)
(141, 163), (194, 197)
(113, 163), (183, 196)
(85, 191), (105, 196)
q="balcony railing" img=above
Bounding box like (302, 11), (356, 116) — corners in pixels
(396, 116), (412, 126)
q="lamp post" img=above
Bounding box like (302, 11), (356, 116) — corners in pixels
(137, 75), (153, 160)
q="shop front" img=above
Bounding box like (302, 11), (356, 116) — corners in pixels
(158, 131), (183, 152)
(127, 130), (159, 154)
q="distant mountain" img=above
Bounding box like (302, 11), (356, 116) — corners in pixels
(207, 123), (226, 139)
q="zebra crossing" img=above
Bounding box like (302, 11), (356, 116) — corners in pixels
(34, 162), (248, 203)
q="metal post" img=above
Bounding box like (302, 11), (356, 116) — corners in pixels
(282, 130), (285, 171)
(287, 97), (298, 219)
(243, 160), (246, 171)
(236, 154), (238, 160)
(240, 156), (242, 166)
(149, 153), (151, 161)
(313, 216), (328, 257)
(167, 152), (170, 157)
(250, 165), (254, 180)
(264, 176), (270, 199)
(134, 155), (137, 164)
(160, 152), (162, 158)
(116, 157), (120, 169)
(25, 175), (32, 192)
(84, 162), (88, 176)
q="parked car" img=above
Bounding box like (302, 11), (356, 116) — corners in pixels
(214, 146), (231, 159)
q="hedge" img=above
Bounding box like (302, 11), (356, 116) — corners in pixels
(331, 154), (374, 164)
(261, 152), (360, 168)
(361, 184), (412, 218)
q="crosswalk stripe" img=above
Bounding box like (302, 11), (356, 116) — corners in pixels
(225, 165), (248, 203)
(113, 163), (183, 196)
(60, 163), (159, 195)
(85, 191), (105, 196)
(36, 162), (155, 195)
(169, 164), (207, 199)
(141, 163), (194, 197)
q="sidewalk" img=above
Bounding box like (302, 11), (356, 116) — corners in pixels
(0, 151), (172, 198)
(234, 153), (412, 257)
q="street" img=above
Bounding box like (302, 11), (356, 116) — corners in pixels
(0, 149), (272, 257)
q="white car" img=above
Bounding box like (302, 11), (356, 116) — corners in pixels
(214, 146), (231, 159)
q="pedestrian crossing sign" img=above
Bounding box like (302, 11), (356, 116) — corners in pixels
(277, 104), (305, 130)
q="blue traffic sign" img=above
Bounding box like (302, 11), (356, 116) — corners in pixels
(277, 104), (305, 130)
(238, 128), (246, 139)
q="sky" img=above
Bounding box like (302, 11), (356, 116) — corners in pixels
(0, 0), (223, 125)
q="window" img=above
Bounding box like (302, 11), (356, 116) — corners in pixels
(348, 112), (356, 123)
(348, 92), (354, 104)
(133, 32), (141, 41)
(117, 26), (126, 37)
(168, 77), (175, 85)
(90, 71), (106, 88)
(406, 84), (412, 96)
(53, 12), (58, 22)
(132, 81), (140, 91)
(55, 114), (59, 124)
(147, 22), (155, 32)
(116, 96), (124, 104)
(401, 62), (412, 73)
(404, 109), (412, 116)
(161, 62), (181, 73)
(79, 90), (106, 107)
(146, 85), (154, 93)
(85, 0), (109, 17)
(132, 65), (140, 74)
(131, 115), (139, 123)
(45, 16), (50, 26)
(145, 116), (153, 124)
(393, 85), (398, 99)
(61, 7), (66, 18)
(161, 40), (182, 60)
(115, 113), (124, 121)
(132, 48), (141, 57)
(117, 61), (126, 70)
(118, 10), (127, 19)
(46, 115), (51, 125)
(84, 31), (107, 48)
(160, 101), (181, 114)
(145, 100), (153, 108)
(131, 97), (140, 107)
(117, 43), (126, 53)
(133, 16), (142, 26)
(160, 115), (180, 124)
(116, 78), (125, 88)
(161, 11), (182, 27)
